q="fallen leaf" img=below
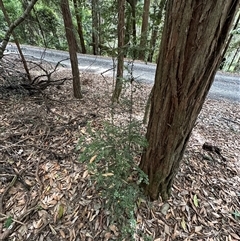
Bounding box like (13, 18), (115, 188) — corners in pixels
(230, 233), (240, 240)
(193, 194), (199, 207)
(102, 173), (114, 177)
(194, 226), (202, 232)
(89, 155), (97, 163)
(164, 224), (170, 235)
(82, 170), (89, 178)
(181, 217), (187, 231)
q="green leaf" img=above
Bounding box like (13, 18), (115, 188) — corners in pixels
(193, 194), (199, 207)
(4, 216), (13, 228)
(181, 217), (187, 231)
(58, 204), (65, 219)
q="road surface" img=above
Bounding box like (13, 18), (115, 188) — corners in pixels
(5, 44), (240, 102)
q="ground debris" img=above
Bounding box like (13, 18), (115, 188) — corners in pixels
(0, 57), (239, 240)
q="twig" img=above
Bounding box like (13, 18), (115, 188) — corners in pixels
(0, 202), (39, 241)
(0, 213), (25, 225)
(35, 158), (43, 195)
(221, 117), (240, 126)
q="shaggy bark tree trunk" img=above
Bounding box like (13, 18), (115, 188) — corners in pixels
(61, 0), (82, 99)
(140, 0), (240, 201)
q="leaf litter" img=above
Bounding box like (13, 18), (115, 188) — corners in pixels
(0, 56), (239, 241)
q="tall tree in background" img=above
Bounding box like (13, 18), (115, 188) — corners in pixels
(138, 0), (150, 60)
(112, 0), (125, 102)
(91, 0), (99, 55)
(140, 0), (240, 201)
(147, 0), (166, 62)
(126, 0), (137, 58)
(73, 0), (87, 54)
(61, 0), (82, 99)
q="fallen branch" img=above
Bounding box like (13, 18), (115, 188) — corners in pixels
(221, 117), (240, 126)
(0, 213), (25, 225)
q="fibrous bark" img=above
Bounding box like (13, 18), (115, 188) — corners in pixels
(140, 0), (240, 201)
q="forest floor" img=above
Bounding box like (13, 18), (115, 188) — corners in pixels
(0, 56), (240, 241)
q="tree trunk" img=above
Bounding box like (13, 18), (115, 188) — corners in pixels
(140, 0), (240, 201)
(73, 0), (87, 54)
(91, 0), (99, 55)
(126, 0), (137, 58)
(61, 0), (82, 99)
(147, 0), (166, 62)
(112, 0), (125, 102)
(221, 11), (240, 60)
(138, 0), (151, 60)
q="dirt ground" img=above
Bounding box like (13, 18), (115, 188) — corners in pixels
(0, 56), (240, 241)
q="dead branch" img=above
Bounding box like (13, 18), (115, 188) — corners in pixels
(221, 117), (240, 126)
(0, 56), (71, 97)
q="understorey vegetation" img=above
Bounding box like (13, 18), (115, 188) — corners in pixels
(0, 55), (239, 240)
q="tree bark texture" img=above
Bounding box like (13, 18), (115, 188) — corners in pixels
(0, 0), (39, 59)
(112, 0), (125, 102)
(61, 0), (82, 99)
(140, 0), (240, 201)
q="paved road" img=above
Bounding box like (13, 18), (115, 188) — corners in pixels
(5, 44), (240, 102)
